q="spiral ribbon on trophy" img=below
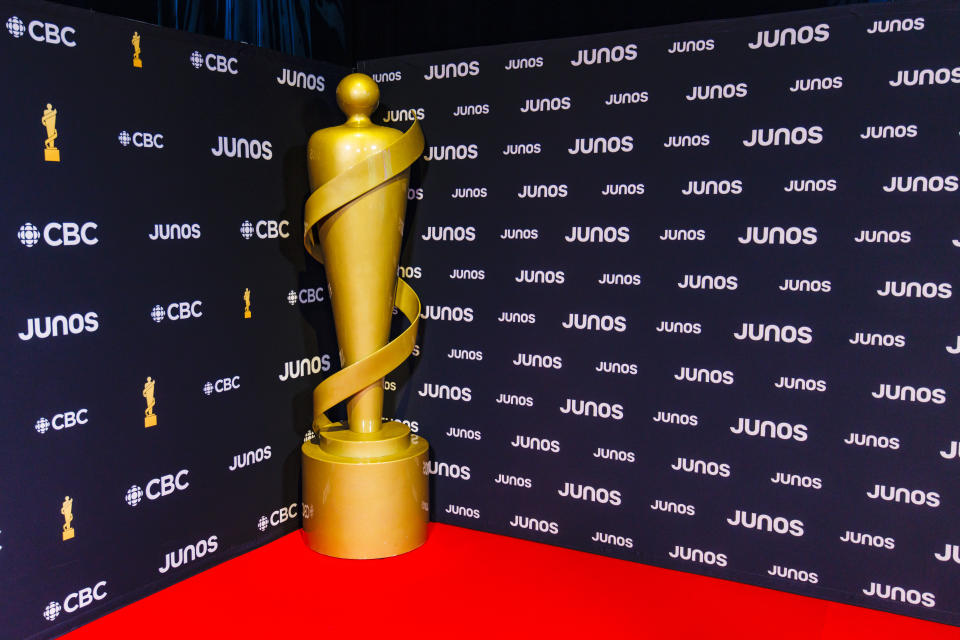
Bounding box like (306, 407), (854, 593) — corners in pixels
(303, 120), (425, 431)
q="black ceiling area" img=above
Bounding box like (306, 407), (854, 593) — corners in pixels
(47, 0), (883, 64)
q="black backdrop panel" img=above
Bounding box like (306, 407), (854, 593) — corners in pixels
(0, 1), (347, 638)
(358, 0), (960, 626)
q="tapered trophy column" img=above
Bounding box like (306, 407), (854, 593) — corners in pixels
(300, 73), (428, 559)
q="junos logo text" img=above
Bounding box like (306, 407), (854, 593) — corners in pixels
(748, 24), (829, 49)
(682, 180), (742, 195)
(425, 461), (471, 479)
(737, 226), (817, 245)
(868, 17), (924, 34)
(568, 136), (633, 154)
(276, 68), (324, 91)
(605, 91), (648, 105)
(883, 175), (958, 192)
(557, 482), (622, 505)
(384, 107), (425, 123)
(668, 39), (714, 54)
(733, 323), (812, 344)
(685, 82), (745, 101)
(417, 383), (472, 401)
(158, 536), (218, 574)
(509, 515), (557, 534)
(671, 456), (731, 477)
(228, 445), (271, 471)
(674, 367), (734, 384)
(564, 225), (629, 242)
(211, 136), (272, 160)
(731, 418), (808, 442)
(742, 126), (822, 147)
(866, 484), (940, 507)
(651, 500), (694, 515)
(505, 56), (542, 70)
(423, 144), (477, 161)
(423, 60), (479, 80)
(890, 66), (960, 87)
(668, 546), (727, 566)
(18, 311), (98, 341)
(570, 44), (636, 66)
(789, 76), (842, 92)
(278, 355), (331, 381)
(149, 223), (200, 241)
(559, 398), (624, 420)
(727, 510), (804, 536)
(862, 582), (935, 608)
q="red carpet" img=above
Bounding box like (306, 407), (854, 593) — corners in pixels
(62, 524), (958, 639)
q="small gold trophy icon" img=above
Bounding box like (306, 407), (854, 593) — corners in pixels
(131, 31), (142, 68)
(243, 288), (252, 318)
(42, 103), (59, 162)
(300, 73), (428, 559)
(61, 496), (74, 541)
(143, 376), (157, 427)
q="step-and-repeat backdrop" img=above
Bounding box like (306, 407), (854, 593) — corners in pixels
(360, 0), (960, 627)
(3, 0), (960, 635)
(0, 1), (346, 637)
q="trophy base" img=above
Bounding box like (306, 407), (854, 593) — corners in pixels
(301, 422), (429, 559)
(133, 59), (142, 68)
(244, 311), (251, 318)
(144, 415), (157, 428)
(44, 148), (60, 162)
(62, 528), (74, 541)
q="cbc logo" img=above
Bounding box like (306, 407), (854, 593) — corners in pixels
(151, 301), (203, 323)
(258, 503), (299, 531)
(118, 131), (164, 149)
(287, 287), (324, 305)
(240, 219), (289, 239)
(203, 376), (239, 395)
(34, 409), (88, 434)
(6, 16), (76, 47)
(18, 222), (98, 247)
(125, 470), (190, 506)
(43, 582), (107, 622)
(190, 50), (238, 74)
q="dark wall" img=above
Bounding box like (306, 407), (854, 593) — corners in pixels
(0, 1), (347, 636)
(359, 0), (960, 626)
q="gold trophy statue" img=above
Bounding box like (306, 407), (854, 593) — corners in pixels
(61, 496), (75, 541)
(131, 31), (142, 68)
(143, 377), (157, 427)
(42, 103), (59, 162)
(300, 73), (428, 559)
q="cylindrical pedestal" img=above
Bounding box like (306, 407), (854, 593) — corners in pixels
(301, 422), (429, 559)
